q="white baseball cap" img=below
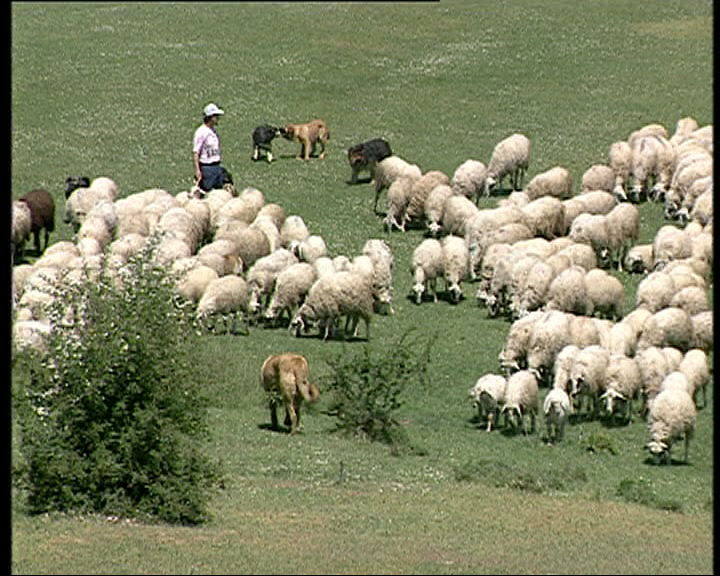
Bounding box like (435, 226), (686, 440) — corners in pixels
(203, 103), (224, 117)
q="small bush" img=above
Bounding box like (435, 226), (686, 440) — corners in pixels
(320, 329), (435, 449)
(582, 431), (618, 455)
(12, 239), (222, 525)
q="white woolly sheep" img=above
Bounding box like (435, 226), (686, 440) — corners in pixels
(373, 155), (422, 213)
(280, 215), (310, 251)
(524, 166), (573, 201)
(584, 268), (624, 320)
(468, 373), (507, 432)
(424, 184), (455, 236)
(176, 265), (219, 304)
(510, 259), (555, 318)
(520, 196), (565, 240)
(441, 234), (470, 304)
(628, 123), (668, 147)
(608, 140), (633, 200)
(635, 270), (675, 312)
(551, 344), (580, 392)
(264, 262), (317, 325)
(637, 306), (693, 352)
(464, 205), (526, 272)
(475, 243), (513, 305)
(631, 134), (676, 202)
(669, 285), (709, 317)
(312, 256), (337, 279)
(437, 193), (479, 238)
(546, 265), (592, 316)
(498, 190), (530, 209)
(581, 164), (615, 194)
(645, 387), (696, 464)
(543, 387), (572, 443)
(571, 315), (603, 349)
(250, 215), (282, 253)
(635, 346), (673, 417)
(451, 159), (487, 204)
(608, 321), (637, 357)
(556, 242), (597, 272)
(569, 213), (612, 267)
(501, 369), (539, 435)
(498, 310), (546, 374)
(485, 133), (531, 195)
(568, 345), (610, 420)
(296, 234), (328, 264)
(64, 185), (116, 230)
(652, 225), (692, 270)
(678, 349), (710, 408)
(690, 311), (712, 353)
(600, 354), (641, 425)
(383, 176), (414, 232)
(196, 274), (250, 334)
(606, 202), (639, 270)
(362, 239), (395, 314)
(233, 226), (272, 270)
(291, 270), (373, 340)
(406, 170), (450, 224)
(247, 248), (299, 315)
(526, 310), (572, 386)
(624, 244), (654, 274)
(669, 117), (699, 146)
(197, 239), (242, 276)
(689, 189), (713, 227)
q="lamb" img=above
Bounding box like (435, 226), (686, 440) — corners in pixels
(520, 196), (565, 240)
(372, 155), (422, 213)
(451, 159), (487, 204)
(645, 387), (696, 464)
(291, 270), (373, 340)
(484, 133), (531, 195)
(584, 268), (624, 321)
(543, 387), (572, 443)
(546, 265), (592, 316)
(260, 353), (320, 434)
(247, 249), (299, 315)
(295, 235), (328, 264)
(17, 188), (55, 255)
(264, 262), (317, 325)
(382, 176), (414, 232)
(624, 244), (654, 274)
(600, 354), (641, 425)
(669, 286), (709, 317)
(12, 200), (32, 260)
(424, 184), (455, 235)
(441, 234), (470, 304)
(196, 274), (250, 334)
(581, 164), (615, 194)
(405, 170), (450, 224)
(677, 349), (710, 408)
(468, 373), (507, 432)
(637, 306), (693, 352)
(690, 311), (712, 353)
(608, 140), (633, 200)
(441, 194), (480, 237)
(524, 166), (573, 201)
(568, 345), (610, 420)
(501, 369), (539, 435)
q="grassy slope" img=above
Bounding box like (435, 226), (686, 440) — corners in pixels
(11, 2), (713, 574)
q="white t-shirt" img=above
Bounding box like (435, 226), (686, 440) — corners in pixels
(193, 124), (221, 164)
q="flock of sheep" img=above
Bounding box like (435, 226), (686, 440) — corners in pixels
(11, 114), (713, 463)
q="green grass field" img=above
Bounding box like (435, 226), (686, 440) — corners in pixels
(11, 2), (713, 574)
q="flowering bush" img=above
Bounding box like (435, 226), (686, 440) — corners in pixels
(13, 239), (221, 524)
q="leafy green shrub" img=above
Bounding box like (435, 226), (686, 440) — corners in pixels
(12, 240), (222, 525)
(582, 431), (619, 455)
(320, 329), (435, 449)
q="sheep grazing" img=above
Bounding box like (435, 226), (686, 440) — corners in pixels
(373, 155), (422, 214)
(584, 268), (624, 321)
(568, 345), (610, 421)
(501, 370), (539, 435)
(260, 353), (319, 434)
(608, 140), (633, 201)
(624, 244), (654, 274)
(521, 196), (565, 240)
(295, 234), (328, 264)
(524, 166), (573, 201)
(196, 275), (250, 334)
(451, 159), (487, 204)
(543, 387), (571, 443)
(247, 249), (299, 316)
(176, 265), (219, 304)
(630, 135), (676, 202)
(424, 184), (455, 236)
(637, 306), (694, 352)
(690, 311), (713, 353)
(645, 387), (696, 464)
(526, 310), (572, 386)
(383, 176), (414, 232)
(600, 354), (641, 425)
(485, 133), (531, 195)
(546, 265), (591, 316)
(17, 188), (55, 256)
(678, 349), (710, 408)
(441, 234), (470, 304)
(669, 116), (700, 146)
(409, 238), (443, 305)
(362, 239), (395, 314)
(652, 225), (692, 270)
(468, 373), (507, 432)
(405, 170), (450, 225)
(581, 164), (615, 194)
(569, 213), (611, 267)
(264, 262), (317, 326)
(441, 194), (480, 237)
(498, 310), (546, 374)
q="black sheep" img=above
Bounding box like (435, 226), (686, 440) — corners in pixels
(18, 188), (55, 255)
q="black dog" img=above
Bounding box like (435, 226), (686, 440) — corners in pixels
(64, 176), (90, 198)
(347, 138), (392, 184)
(252, 124), (281, 163)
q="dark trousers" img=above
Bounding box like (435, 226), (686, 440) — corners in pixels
(199, 163), (225, 191)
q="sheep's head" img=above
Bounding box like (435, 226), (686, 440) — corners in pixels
(612, 185), (628, 203)
(645, 440), (670, 464)
(290, 304), (314, 336)
(447, 282), (463, 304)
(624, 253), (647, 274)
(650, 183), (666, 203)
(427, 221), (442, 236)
(412, 281), (425, 304)
(599, 388), (625, 415)
(675, 207), (690, 226)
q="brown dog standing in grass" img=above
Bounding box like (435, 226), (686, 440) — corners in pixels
(280, 119), (330, 160)
(261, 353), (320, 433)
